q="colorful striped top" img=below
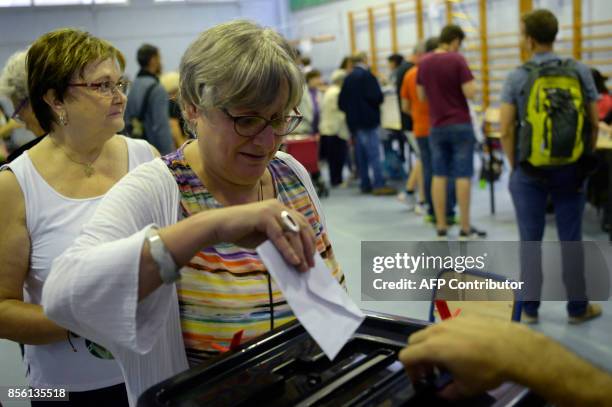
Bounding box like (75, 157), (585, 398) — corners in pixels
(162, 147), (345, 365)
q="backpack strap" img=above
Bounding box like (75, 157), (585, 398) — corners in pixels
(561, 58), (577, 69)
(518, 61), (542, 117)
(519, 61), (539, 95)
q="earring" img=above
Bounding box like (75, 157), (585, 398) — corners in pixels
(59, 112), (68, 126)
(189, 120), (198, 138)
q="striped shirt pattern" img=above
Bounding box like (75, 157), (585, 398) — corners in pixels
(162, 148), (345, 365)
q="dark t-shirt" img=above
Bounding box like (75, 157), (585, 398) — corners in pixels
(417, 52), (473, 127)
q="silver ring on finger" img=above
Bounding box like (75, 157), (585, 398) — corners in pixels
(280, 210), (300, 233)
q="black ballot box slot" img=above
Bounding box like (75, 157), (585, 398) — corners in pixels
(137, 312), (547, 407)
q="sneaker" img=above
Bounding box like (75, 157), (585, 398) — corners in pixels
(436, 229), (448, 241)
(459, 226), (488, 240)
(396, 192), (416, 210)
(415, 202), (426, 215)
(372, 186), (397, 196)
(521, 311), (539, 324)
(424, 214), (435, 224)
(568, 304), (602, 324)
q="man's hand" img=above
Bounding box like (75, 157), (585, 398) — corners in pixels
(399, 316), (543, 399)
(399, 315), (612, 406)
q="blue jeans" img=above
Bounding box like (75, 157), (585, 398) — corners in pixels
(429, 123), (475, 178)
(355, 127), (385, 190)
(417, 137), (456, 218)
(509, 165), (588, 316)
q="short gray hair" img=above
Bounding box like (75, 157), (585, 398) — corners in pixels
(350, 51), (367, 64)
(179, 20), (303, 117)
(0, 49), (29, 103)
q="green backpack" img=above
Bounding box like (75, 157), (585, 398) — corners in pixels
(518, 59), (591, 167)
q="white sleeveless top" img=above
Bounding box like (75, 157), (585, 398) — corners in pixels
(1, 136), (154, 391)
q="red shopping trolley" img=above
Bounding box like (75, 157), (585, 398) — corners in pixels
(281, 134), (329, 197)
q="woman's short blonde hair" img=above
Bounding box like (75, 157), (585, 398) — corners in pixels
(179, 20), (303, 118)
(27, 28), (125, 133)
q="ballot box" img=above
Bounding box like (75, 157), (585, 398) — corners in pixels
(138, 312), (545, 407)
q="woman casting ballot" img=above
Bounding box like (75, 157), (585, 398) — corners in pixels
(42, 20), (346, 406)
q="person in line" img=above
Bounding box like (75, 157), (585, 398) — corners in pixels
(339, 56), (353, 73)
(42, 20), (345, 406)
(417, 25), (486, 239)
(294, 69), (323, 135)
(301, 56), (313, 74)
(0, 103), (12, 160)
(500, 9), (601, 323)
(124, 43), (174, 154)
(399, 316), (612, 405)
(401, 38), (457, 222)
(0, 29), (158, 406)
(339, 52), (396, 195)
(0, 49), (47, 163)
(160, 71), (190, 148)
(320, 69), (350, 187)
(592, 68), (611, 126)
(387, 53), (413, 169)
(338, 56), (357, 184)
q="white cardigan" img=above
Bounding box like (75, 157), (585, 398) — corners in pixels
(42, 152), (324, 406)
(319, 84), (350, 140)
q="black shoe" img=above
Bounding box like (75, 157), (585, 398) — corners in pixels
(459, 226), (487, 240)
(436, 229), (448, 240)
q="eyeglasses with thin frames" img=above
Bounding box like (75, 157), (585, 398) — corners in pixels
(11, 98), (28, 124)
(221, 107), (303, 138)
(68, 79), (130, 98)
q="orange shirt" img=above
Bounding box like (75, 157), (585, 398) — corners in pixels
(400, 66), (430, 137)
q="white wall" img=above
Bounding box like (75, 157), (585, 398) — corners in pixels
(0, 0), (284, 79)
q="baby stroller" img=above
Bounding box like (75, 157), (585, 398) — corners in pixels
(281, 134), (329, 198)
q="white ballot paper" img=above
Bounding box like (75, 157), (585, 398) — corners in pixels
(256, 240), (365, 360)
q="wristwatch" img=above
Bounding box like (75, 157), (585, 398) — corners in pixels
(146, 226), (181, 284)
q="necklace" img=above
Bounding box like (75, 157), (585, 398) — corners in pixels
(49, 136), (102, 177)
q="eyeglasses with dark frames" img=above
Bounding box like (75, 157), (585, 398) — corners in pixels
(11, 98), (28, 124)
(68, 79), (130, 97)
(221, 108), (303, 138)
